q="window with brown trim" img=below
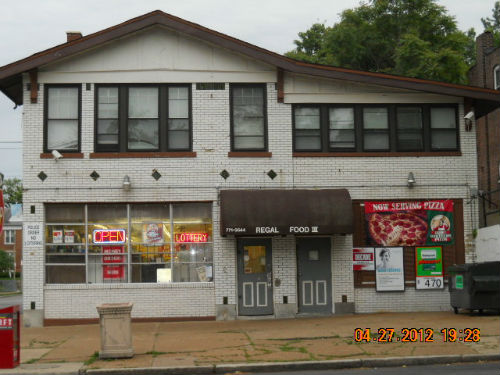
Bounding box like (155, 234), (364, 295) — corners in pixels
(95, 84), (192, 152)
(293, 104), (459, 154)
(230, 84), (267, 151)
(44, 84), (81, 152)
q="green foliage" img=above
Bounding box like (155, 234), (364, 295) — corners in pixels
(285, 0), (475, 84)
(2, 178), (22, 204)
(0, 250), (14, 274)
(482, 1), (500, 47)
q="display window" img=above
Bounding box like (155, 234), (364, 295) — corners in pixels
(45, 202), (213, 284)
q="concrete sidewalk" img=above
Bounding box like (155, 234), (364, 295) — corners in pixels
(1, 311), (499, 374)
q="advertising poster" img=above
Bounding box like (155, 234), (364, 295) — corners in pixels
(53, 230), (63, 244)
(416, 246), (444, 289)
(64, 229), (75, 244)
(375, 247), (405, 291)
(143, 223), (163, 246)
(102, 246), (125, 280)
(353, 248), (375, 271)
(365, 200), (454, 247)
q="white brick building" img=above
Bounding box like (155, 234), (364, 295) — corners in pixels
(0, 11), (499, 326)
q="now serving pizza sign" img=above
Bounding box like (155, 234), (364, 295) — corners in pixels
(364, 200), (454, 247)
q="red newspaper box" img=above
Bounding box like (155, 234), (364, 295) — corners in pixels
(0, 305), (20, 368)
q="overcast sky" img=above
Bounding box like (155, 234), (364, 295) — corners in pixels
(0, 0), (496, 179)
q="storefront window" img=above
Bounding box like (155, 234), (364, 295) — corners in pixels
(45, 202), (213, 284)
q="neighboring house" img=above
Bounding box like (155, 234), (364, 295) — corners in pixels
(0, 11), (499, 327)
(468, 31), (500, 227)
(0, 204), (22, 273)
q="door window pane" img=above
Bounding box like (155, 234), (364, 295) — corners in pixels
(244, 246), (266, 274)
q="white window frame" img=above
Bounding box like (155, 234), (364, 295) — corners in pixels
(4, 230), (15, 245)
(494, 65), (500, 90)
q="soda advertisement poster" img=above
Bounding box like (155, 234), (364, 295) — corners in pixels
(365, 200), (454, 247)
(143, 223), (163, 246)
(415, 246), (444, 289)
(352, 248), (375, 271)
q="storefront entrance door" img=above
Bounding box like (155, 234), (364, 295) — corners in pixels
(297, 237), (332, 314)
(237, 238), (273, 315)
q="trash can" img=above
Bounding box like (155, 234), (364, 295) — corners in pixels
(96, 303), (134, 359)
(0, 305), (21, 369)
(448, 261), (500, 314)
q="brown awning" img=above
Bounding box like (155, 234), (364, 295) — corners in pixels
(220, 189), (353, 236)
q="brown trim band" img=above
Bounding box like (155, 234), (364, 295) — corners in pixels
(90, 152), (197, 158)
(228, 152), (272, 157)
(44, 316), (215, 326)
(293, 151), (462, 157)
(40, 152), (84, 159)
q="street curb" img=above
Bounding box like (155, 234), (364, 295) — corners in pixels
(82, 354), (500, 374)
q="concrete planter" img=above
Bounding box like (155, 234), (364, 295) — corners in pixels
(96, 303), (134, 359)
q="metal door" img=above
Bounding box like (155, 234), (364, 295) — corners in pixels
(237, 238), (273, 315)
(297, 237), (332, 314)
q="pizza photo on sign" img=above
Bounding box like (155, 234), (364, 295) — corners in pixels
(367, 212), (427, 246)
(365, 200), (454, 247)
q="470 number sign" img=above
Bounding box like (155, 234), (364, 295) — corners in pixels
(416, 276), (444, 289)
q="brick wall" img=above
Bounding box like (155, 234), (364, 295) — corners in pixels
(21, 79), (478, 319)
(469, 32), (500, 226)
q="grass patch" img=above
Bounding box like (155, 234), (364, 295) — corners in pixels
(24, 358), (39, 364)
(146, 350), (167, 358)
(84, 351), (99, 366)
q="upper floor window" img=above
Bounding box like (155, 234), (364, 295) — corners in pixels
(293, 104), (458, 153)
(95, 84), (191, 152)
(230, 84), (267, 151)
(4, 230), (15, 245)
(45, 85), (81, 152)
(494, 65), (500, 90)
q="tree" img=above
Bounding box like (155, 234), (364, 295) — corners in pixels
(0, 250), (14, 276)
(2, 178), (22, 204)
(286, 0), (474, 84)
(482, 1), (500, 47)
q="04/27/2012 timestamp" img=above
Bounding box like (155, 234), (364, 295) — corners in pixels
(354, 328), (480, 343)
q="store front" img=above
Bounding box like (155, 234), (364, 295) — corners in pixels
(44, 202), (214, 285)
(220, 189), (353, 317)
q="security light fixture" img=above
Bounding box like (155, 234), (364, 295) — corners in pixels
(122, 175), (131, 191)
(407, 172), (416, 188)
(52, 149), (63, 161)
(464, 110), (474, 132)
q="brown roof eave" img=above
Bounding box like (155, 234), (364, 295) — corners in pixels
(0, 10), (499, 109)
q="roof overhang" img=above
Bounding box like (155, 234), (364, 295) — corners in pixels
(220, 189), (353, 236)
(0, 10), (500, 118)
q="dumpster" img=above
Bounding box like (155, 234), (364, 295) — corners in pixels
(448, 261), (500, 314)
(0, 305), (21, 369)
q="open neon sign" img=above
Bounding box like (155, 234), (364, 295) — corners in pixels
(93, 229), (126, 244)
(174, 233), (209, 243)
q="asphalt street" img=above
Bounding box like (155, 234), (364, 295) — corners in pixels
(245, 361), (500, 375)
(0, 293), (22, 309)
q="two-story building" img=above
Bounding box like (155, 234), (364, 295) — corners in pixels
(0, 204), (22, 274)
(1, 11), (499, 326)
